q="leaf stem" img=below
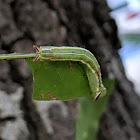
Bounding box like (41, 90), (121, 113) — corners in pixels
(0, 53), (37, 60)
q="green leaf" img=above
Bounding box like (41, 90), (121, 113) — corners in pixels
(26, 58), (92, 101)
(76, 79), (115, 140)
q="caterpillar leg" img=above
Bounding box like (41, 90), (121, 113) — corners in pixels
(33, 45), (40, 62)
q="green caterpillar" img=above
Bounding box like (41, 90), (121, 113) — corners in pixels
(33, 45), (106, 100)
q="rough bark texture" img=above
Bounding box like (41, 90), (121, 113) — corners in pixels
(0, 0), (140, 140)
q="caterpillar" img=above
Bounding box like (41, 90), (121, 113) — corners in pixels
(33, 45), (106, 100)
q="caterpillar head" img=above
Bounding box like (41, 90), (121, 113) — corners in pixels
(94, 85), (106, 100)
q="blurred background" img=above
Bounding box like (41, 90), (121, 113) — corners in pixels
(107, 0), (140, 95)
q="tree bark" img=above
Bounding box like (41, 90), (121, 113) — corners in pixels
(0, 0), (140, 140)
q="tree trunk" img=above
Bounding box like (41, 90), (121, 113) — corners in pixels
(0, 0), (140, 140)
